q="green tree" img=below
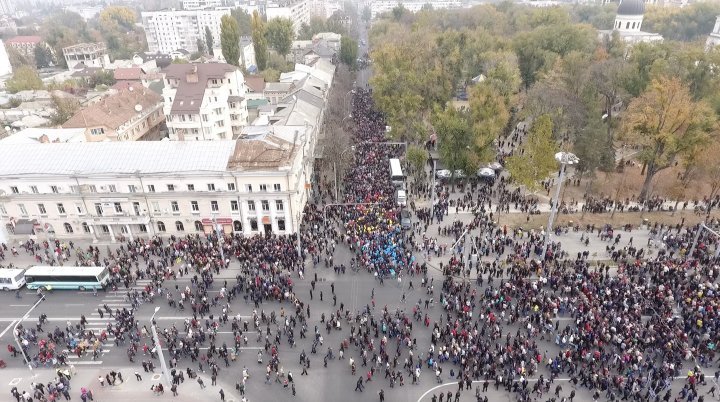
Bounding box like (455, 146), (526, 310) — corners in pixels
(231, 8), (253, 37)
(205, 26), (214, 56)
(406, 145), (428, 179)
(41, 11), (94, 68)
(6, 66), (43, 93)
(251, 11), (268, 71)
(95, 6), (145, 60)
(506, 115), (558, 191)
(196, 38), (206, 56)
(469, 82), (509, 165)
(50, 94), (80, 125)
(433, 106), (474, 189)
(362, 5), (371, 23)
(340, 36), (357, 68)
(220, 15), (241, 67)
(265, 17), (295, 58)
(33, 46), (52, 69)
(621, 76), (716, 200)
(6, 46), (30, 68)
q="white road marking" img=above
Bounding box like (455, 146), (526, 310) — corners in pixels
(9, 304), (30, 307)
(8, 378), (21, 386)
(0, 320), (17, 338)
(65, 304), (85, 306)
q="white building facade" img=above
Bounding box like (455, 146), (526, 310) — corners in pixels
(707, 16), (720, 50)
(0, 139), (314, 243)
(369, 0), (461, 18)
(141, 9), (230, 54)
(266, 0), (310, 34)
(162, 63), (249, 141)
(182, 0), (224, 10)
(0, 39), (12, 76)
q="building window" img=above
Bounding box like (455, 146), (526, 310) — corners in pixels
(108, 184), (117, 193)
(80, 222), (90, 233)
(90, 128), (105, 135)
(171, 201), (179, 212)
(227, 182), (236, 191)
(187, 184), (195, 191)
(247, 201), (255, 211)
(101, 225), (109, 234)
(250, 218), (258, 231)
(137, 224), (147, 233)
(233, 220), (242, 232)
(10, 186), (18, 194)
(231, 200), (239, 211)
(275, 200), (284, 211)
(245, 184), (252, 192)
(273, 183), (281, 192)
(113, 202), (122, 213)
(128, 184), (137, 193)
(202, 114), (208, 122)
(207, 183), (216, 191)
(37, 203), (47, 215)
(157, 221), (166, 232)
(194, 220), (203, 231)
(57, 203), (66, 214)
(148, 185), (155, 192)
(18, 204), (27, 216)
(64, 223), (73, 233)
(191, 201), (199, 212)
(0, 203), (6, 215)
(278, 219), (286, 231)
(95, 203), (103, 215)
(51, 185), (59, 193)
(30, 185), (38, 194)
(167, 184), (175, 191)
(75, 203), (85, 215)
(259, 184), (267, 192)
(211, 201), (219, 211)
(261, 200), (269, 211)
(151, 201), (160, 213)
(175, 221), (184, 231)
(88, 185), (97, 193)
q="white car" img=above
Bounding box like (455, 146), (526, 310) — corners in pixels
(435, 169), (451, 179)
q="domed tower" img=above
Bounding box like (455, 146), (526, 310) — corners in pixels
(614, 0), (645, 33)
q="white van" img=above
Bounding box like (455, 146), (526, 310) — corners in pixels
(396, 189), (407, 206)
(0, 268), (27, 290)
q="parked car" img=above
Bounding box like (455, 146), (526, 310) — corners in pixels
(400, 209), (412, 230)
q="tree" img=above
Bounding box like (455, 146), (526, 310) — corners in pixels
(362, 5), (371, 23)
(339, 36), (357, 68)
(468, 82), (509, 164)
(196, 38), (206, 56)
(506, 115), (558, 191)
(220, 15), (241, 67)
(6, 66), (43, 93)
(7, 46), (30, 68)
(695, 142), (720, 215)
(205, 26), (214, 56)
(95, 6), (145, 60)
(433, 106), (474, 189)
(265, 17), (295, 58)
(251, 11), (268, 71)
(621, 76), (717, 200)
(406, 145), (428, 179)
(590, 57), (629, 163)
(34, 46), (52, 69)
(49, 94), (80, 125)
(231, 8), (253, 37)
(41, 11), (94, 68)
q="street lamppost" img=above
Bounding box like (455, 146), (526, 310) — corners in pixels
(544, 151), (579, 256)
(211, 213), (225, 267)
(14, 294), (45, 375)
(334, 146), (355, 201)
(688, 221), (720, 261)
(344, 89), (355, 116)
(150, 306), (172, 387)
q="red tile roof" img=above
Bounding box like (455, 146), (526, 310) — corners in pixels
(114, 67), (145, 81)
(6, 36), (42, 44)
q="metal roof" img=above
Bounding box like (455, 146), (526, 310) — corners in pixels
(617, 0), (645, 16)
(0, 141), (238, 176)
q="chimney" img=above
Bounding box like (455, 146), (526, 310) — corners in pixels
(39, 134), (49, 143)
(186, 64), (199, 83)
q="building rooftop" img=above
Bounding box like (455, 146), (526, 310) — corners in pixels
(114, 67), (145, 81)
(0, 128), (86, 144)
(0, 140), (238, 176)
(62, 42), (107, 53)
(245, 75), (265, 93)
(6, 35), (41, 44)
(617, 0), (645, 16)
(163, 63), (238, 114)
(227, 135), (295, 170)
(62, 86), (163, 131)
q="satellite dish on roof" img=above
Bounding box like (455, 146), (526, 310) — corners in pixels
(135, 104), (143, 112)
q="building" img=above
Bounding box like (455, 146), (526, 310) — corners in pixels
(369, 0), (461, 18)
(62, 43), (111, 71)
(62, 86), (165, 142)
(240, 36), (257, 72)
(599, 0), (663, 44)
(0, 39), (12, 76)
(0, 0), (15, 15)
(182, 0), (224, 10)
(141, 9), (230, 54)
(5, 35), (42, 60)
(0, 127), (87, 144)
(707, 16), (720, 50)
(0, 135), (312, 242)
(290, 32), (340, 64)
(162, 63), (249, 141)
(266, 0), (310, 34)
(113, 67), (147, 88)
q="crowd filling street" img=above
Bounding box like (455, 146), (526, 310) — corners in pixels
(4, 88), (720, 402)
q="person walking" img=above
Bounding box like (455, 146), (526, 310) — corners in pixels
(135, 371), (142, 381)
(379, 389), (385, 402)
(219, 389), (225, 401)
(198, 377), (206, 389)
(355, 377), (364, 392)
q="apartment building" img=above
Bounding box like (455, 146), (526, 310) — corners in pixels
(369, 0), (461, 18)
(266, 0), (310, 34)
(182, 0), (224, 10)
(62, 85), (166, 142)
(162, 63), (249, 141)
(141, 9), (230, 54)
(5, 35), (42, 60)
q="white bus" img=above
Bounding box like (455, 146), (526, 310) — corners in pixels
(389, 158), (404, 186)
(24, 266), (110, 291)
(0, 268), (27, 290)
